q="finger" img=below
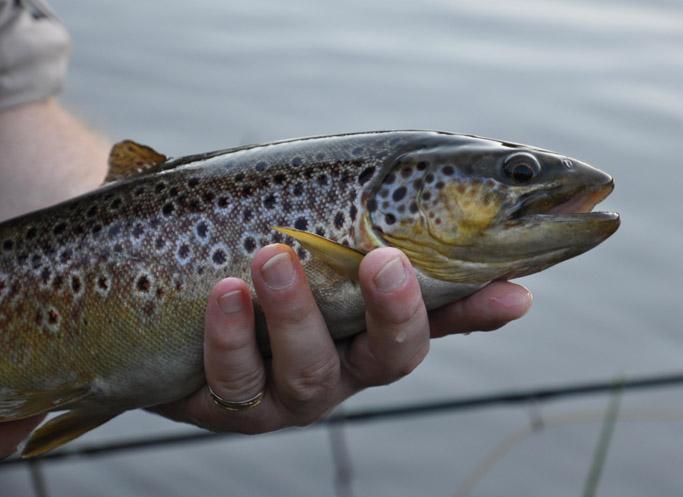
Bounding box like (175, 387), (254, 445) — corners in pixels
(429, 281), (532, 337)
(344, 248), (430, 387)
(203, 277), (266, 407)
(0, 415), (45, 459)
(251, 244), (340, 418)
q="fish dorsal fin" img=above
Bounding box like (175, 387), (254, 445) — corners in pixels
(0, 385), (90, 422)
(22, 409), (122, 458)
(106, 140), (167, 182)
(273, 227), (365, 280)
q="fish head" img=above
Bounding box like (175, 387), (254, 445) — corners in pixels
(364, 135), (620, 283)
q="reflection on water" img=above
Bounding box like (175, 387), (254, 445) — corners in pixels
(3, 0), (683, 495)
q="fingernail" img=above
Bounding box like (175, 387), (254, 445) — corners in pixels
(218, 290), (243, 314)
(491, 289), (532, 311)
(261, 251), (295, 290)
(374, 256), (406, 292)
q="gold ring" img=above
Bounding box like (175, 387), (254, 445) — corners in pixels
(208, 385), (264, 412)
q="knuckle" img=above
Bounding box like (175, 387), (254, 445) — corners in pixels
(213, 365), (265, 398)
(280, 353), (340, 406)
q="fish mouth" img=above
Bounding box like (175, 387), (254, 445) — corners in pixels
(510, 178), (617, 224)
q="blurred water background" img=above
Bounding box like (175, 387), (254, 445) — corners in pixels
(3, 0), (683, 495)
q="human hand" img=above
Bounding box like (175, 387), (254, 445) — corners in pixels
(156, 244), (532, 432)
(0, 415), (45, 460)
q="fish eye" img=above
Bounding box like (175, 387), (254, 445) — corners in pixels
(503, 153), (541, 184)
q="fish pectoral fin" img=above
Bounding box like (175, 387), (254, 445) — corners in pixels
(21, 409), (122, 459)
(273, 227), (365, 280)
(0, 386), (90, 422)
(105, 139), (168, 183)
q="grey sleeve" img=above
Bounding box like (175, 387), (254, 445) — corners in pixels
(0, 0), (70, 111)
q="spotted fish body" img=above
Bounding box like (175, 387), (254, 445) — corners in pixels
(0, 131), (619, 456)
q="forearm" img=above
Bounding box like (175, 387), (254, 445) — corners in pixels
(0, 99), (109, 221)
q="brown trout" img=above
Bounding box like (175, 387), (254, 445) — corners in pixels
(0, 131), (619, 457)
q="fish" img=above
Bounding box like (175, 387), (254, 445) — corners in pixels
(0, 130), (619, 457)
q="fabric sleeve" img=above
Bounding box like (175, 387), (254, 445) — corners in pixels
(0, 0), (70, 111)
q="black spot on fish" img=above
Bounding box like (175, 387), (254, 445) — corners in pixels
(2, 239), (13, 251)
(53, 223), (67, 236)
(409, 202), (418, 214)
(425, 173), (434, 184)
(442, 165), (454, 176)
(367, 198), (378, 212)
(385, 213), (396, 225)
(155, 236), (166, 250)
(98, 275), (110, 291)
(178, 244), (191, 261)
(256, 161), (267, 172)
(91, 224), (103, 237)
(435, 181), (445, 190)
(195, 221), (209, 239)
(47, 309), (59, 325)
(315, 227), (326, 236)
(110, 198), (123, 211)
(189, 198), (202, 211)
(59, 248), (72, 264)
(134, 186), (146, 196)
(39, 267), (51, 285)
(297, 247), (307, 260)
(392, 186), (407, 202)
(86, 206), (98, 218)
(244, 237), (256, 253)
(417, 161), (428, 171)
(272, 231), (283, 243)
(401, 167), (412, 179)
(242, 184), (253, 197)
(108, 224), (121, 238)
(162, 203), (175, 216)
(169, 187), (179, 197)
(188, 177), (200, 188)
(317, 174), (328, 187)
(383, 173), (396, 185)
(31, 254), (42, 270)
(132, 223), (145, 239)
(73, 224), (85, 236)
(202, 191), (216, 204)
(350, 204), (358, 221)
(234, 173), (245, 182)
(211, 249), (227, 266)
(422, 191), (432, 201)
(243, 208), (252, 222)
(264, 194), (276, 209)
(292, 157), (303, 167)
(113, 243), (123, 253)
(155, 183), (166, 194)
(274, 173), (286, 185)
(358, 167), (375, 185)
(71, 275), (82, 294)
(25, 227), (37, 240)
(136, 275), (151, 293)
(294, 217), (308, 230)
(293, 182), (304, 196)
(217, 196), (229, 209)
